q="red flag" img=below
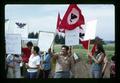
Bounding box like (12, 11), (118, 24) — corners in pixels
(60, 4), (85, 30)
(91, 43), (97, 55)
(80, 40), (89, 49)
(57, 13), (65, 33)
(79, 27), (91, 64)
(79, 27), (89, 49)
(88, 43), (97, 64)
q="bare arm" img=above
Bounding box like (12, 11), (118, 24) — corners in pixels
(88, 52), (105, 64)
(52, 53), (58, 61)
(26, 63), (40, 69)
(7, 64), (15, 68)
(68, 46), (72, 57)
(102, 56), (108, 73)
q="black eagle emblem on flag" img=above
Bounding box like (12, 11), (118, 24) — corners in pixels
(70, 13), (77, 22)
(79, 33), (85, 39)
(79, 27), (85, 39)
(15, 22), (26, 28)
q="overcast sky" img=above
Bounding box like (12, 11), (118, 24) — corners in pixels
(5, 4), (115, 41)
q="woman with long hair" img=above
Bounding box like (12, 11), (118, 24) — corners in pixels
(88, 43), (106, 78)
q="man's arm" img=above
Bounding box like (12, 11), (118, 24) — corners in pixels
(68, 46), (72, 57)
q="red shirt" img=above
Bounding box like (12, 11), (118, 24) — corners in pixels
(22, 48), (31, 63)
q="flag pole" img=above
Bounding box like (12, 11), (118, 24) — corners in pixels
(87, 39), (90, 53)
(68, 45), (74, 63)
(69, 45), (73, 56)
(82, 40), (90, 58)
(87, 39), (91, 64)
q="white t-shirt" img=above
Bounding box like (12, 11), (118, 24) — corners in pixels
(27, 54), (40, 72)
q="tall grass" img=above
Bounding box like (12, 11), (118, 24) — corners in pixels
(53, 43), (115, 61)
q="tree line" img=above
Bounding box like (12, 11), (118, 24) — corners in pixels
(28, 32), (39, 39)
(28, 32), (105, 45)
(28, 32), (65, 44)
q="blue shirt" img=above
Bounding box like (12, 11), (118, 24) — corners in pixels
(40, 53), (51, 70)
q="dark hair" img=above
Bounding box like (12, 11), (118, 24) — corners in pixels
(61, 45), (69, 51)
(27, 41), (33, 47)
(33, 46), (39, 54)
(96, 43), (105, 54)
(14, 54), (19, 57)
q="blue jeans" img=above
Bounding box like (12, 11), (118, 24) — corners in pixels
(90, 64), (102, 78)
(90, 70), (102, 78)
(27, 72), (38, 79)
(54, 71), (70, 78)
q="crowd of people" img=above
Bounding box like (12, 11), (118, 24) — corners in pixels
(5, 41), (115, 79)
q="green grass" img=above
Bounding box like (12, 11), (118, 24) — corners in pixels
(53, 43), (115, 62)
(103, 44), (115, 51)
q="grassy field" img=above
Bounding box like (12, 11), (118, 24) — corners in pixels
(53, 43), (115, 61)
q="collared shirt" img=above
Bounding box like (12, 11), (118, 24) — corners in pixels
(55, 53), (74, 72)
